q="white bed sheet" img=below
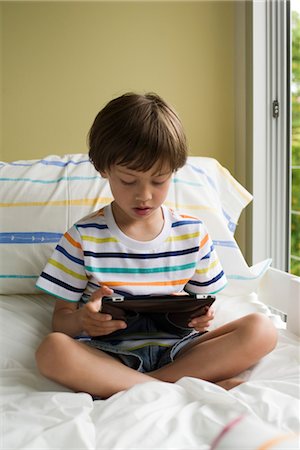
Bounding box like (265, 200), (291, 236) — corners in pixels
(1, 293), (299, 450)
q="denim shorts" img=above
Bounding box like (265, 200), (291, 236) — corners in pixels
(76, 313), (204, 373)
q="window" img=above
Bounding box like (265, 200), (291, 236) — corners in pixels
(246, 0), (299, 277)
(290, 0), (300, 276)
(248, 0), (290, 272)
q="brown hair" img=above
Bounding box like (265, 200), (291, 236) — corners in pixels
(88, 92), (188, 173)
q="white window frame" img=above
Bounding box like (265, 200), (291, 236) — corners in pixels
(245, 0), (290, 272)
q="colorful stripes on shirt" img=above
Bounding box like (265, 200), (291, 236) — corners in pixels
(36, 204), (227, 301)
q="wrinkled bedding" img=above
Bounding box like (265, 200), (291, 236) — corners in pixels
(1, 293), (299, 449)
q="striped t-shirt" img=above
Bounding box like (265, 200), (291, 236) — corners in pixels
(36, 204), (227, 301)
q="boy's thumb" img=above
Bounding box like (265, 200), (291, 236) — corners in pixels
(88, 295), (102, 312)
(88, 286), (113, 312)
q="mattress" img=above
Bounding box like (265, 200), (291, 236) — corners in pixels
(1, 292), (299, 450)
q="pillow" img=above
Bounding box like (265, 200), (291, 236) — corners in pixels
(0, 154), (270, 295)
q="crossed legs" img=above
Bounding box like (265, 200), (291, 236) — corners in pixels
(35, 333), (154, 398)
(149, 312), (277, 388)
(35, 313), (277, 398)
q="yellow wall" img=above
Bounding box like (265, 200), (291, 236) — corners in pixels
(1, 1), (235, 171)
(0, 2), (3, 157)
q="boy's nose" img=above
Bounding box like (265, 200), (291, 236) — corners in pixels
(135, 187), (152, 202)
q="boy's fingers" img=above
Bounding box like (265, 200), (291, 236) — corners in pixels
(188, 310), (214, 328)
(97, 312), (112, 321)
(90, 285), (113, 302)
(86, 298), (102, 313)
(88, 286), (114, 312)
(88, 319), (127, 336)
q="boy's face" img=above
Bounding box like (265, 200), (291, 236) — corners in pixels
(100, 161), (172, 225)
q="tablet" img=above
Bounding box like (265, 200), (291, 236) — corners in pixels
(101, 293), (215, 328)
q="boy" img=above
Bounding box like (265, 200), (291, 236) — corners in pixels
(36, 93), (277, 398)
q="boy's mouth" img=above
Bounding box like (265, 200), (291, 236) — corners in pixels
(133, 207), (152, 216)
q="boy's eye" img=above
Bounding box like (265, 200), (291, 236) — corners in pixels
(152, 179), (168, 185)
(120, 179), (135, 185)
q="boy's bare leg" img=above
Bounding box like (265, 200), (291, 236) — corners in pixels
(36, 332), (155, 398)
(149, 313), (277, 388)
(36, 313), (277, 396)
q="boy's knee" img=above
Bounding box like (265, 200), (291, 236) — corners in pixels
(245, 313), (278, 352)
(35, 332), (70, 376)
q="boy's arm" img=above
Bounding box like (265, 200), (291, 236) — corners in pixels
(52, 286), (127, 337)
(52, 300), (84, 337)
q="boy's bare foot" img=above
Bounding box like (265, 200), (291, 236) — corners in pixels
(215, 378), (244, 390)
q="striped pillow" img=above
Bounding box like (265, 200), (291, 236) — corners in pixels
(0, 154), (270, 294)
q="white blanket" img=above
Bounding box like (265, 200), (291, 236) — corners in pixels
(1, 293), (299, 449)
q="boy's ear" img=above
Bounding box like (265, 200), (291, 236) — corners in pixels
(100, 170), (108, 179)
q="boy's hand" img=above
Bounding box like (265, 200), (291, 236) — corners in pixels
(80, 286), (127, 336)
(188, 306), (214, 332)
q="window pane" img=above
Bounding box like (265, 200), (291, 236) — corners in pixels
(290, 0), (300, 276)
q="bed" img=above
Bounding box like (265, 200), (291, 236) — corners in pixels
(0, 154), (299, 450)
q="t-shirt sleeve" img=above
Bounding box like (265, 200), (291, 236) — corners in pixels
(185, 223), (227, 295)
(36, 225), (88, 302)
